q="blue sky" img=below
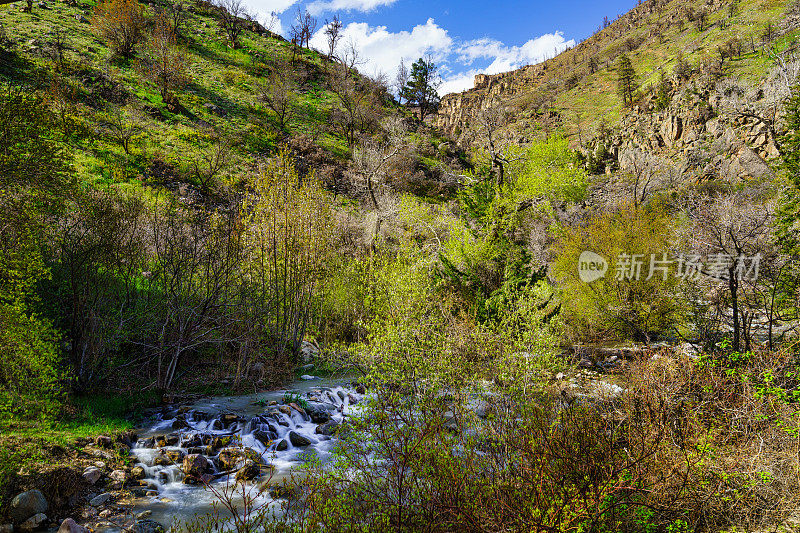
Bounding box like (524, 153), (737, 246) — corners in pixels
(244, 0), (636, 94)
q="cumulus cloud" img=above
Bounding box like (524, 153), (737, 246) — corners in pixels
(457, 32), (574, 75)
(307, 0), (398, 15)
(310, 18), (452, 79)
(309, 18), (574, 96)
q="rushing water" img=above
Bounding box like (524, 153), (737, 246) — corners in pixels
(127, 377), (364, 530)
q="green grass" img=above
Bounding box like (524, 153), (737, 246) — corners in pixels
(0, 0), (357, 197)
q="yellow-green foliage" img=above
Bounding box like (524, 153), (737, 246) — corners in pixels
(0, 198), (62, 424)
(552, 201), (684, 342)
(510, 134), (588, 204)
(242, 149), (335, 359)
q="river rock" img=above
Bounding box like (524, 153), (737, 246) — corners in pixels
(89, 493), (111, 507)
(288, 431), (312, 447)
(211, 436), (232, 451)
(217, 448), (245, 471)
(183, 454), (210, 477)
(10, 489), (48, 523)
(0, 524), (12, 533)
(288, 403), (307, 417)
(234, 460), (260, 482)
(276, 439), (288, 451)
(165, 449), (185, 463)
(220, 413), (239, 425)
(130, 466), (146, 480)
(315, 420), (340, 436)
(19, 513), (47, 532)
(128, 519), (165, 533)
(109, 469), (126, 483)
(252, 430), (274, 447)
(82, 466), (102, 485)
(305, 405), (332, 423)
(58, 518), (88, 533)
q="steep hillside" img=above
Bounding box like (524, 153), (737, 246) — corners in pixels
(0, 0), (462, 205)
(436, 0), (798, 164)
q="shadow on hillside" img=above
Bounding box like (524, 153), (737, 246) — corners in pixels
(184, 80), (247, 121)
(0, 50), (32, 81)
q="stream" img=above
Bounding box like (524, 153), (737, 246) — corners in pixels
(125, 377), (364, 530)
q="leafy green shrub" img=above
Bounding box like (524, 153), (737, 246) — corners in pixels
(0, 306), (62, 424)
(552, 201), (684, 342)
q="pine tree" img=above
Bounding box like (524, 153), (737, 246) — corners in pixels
(616, 53), (637, 106)
(400, 57), (441, 121)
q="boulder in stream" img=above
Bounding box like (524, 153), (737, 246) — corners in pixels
(315, 420), (340, 436)
(234, 460), (260, 482)
(305, 405), (332, 423)
(217, 448), (245, 471)
(252, 429), (275, 447)
(289, 431), (313, 447)
(182, 454), (210, 477)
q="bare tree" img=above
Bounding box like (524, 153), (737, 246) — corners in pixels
(292, 7), (317, 49)
(323, 15), (342, 59)
(102, 107), (144, 154)
(260, 62), (297, 133)
(686, 191), (775, 352)
(140, 12), (188, 102)
(155, 0), (186, 39)
(45, 28), (70, 70)
(328, 42), (381, 148)
(214, 0), (249, 49)
(147, 202), (244, 390)
(192, 134), (231, 192)
(351, 117), (407, 209)
(394, 59), (409, 103)
(476, 106), (522, 188)
(263, 10), (280, 34)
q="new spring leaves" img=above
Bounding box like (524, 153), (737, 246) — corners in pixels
(578, 251), (761, 283)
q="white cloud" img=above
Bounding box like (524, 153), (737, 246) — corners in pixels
(439, 69), (480, 95)
(243, 0), (299, 16)
(307, 0), (398, 15)
(457, 32), (574, 75)
(309, 18), (574, 97)
(309, 18), (452, 79)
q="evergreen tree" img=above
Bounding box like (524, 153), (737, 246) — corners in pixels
(654, 71), (671, 110)
(616, 53), (637, 106)
(400, 57), (441, 121)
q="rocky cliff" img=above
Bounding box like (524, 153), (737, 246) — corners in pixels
(434, 0), (797, 183)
